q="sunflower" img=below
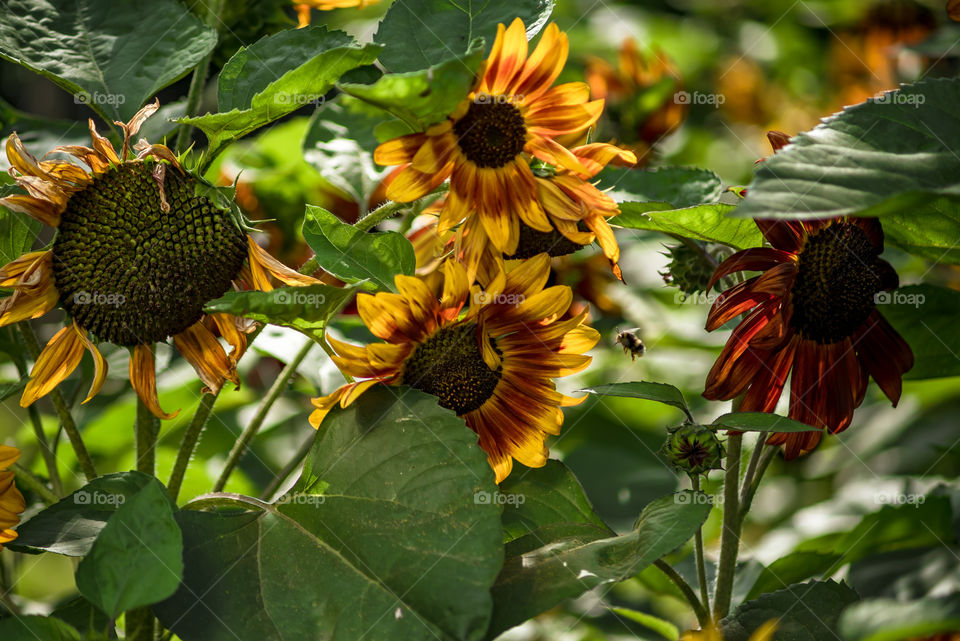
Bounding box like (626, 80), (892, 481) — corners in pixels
(0, 101), (318, 419)
(453, 142), (636, 283)
(309, 254), (599, 482)
(374, 18), (605, 260)
(703, 217), (913, 458)
(0, 445), (25, 551)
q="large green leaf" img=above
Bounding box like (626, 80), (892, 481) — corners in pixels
(181, 28), (380, 154)
(735, 78), (960, 263)
(839, 594), (960, 641)
(155, 387), (503, 641)
(340, 42), (484, 129)
(497, 460), (613, 544)
(0, 0), (216, 122)
(303, 100), (392, 210)
(721, 580), (860, 641)
(75, 478), (183, 618)
(0, 616), (82, 641)
(487, 491), (711, 638)
(580, 382), (692, 419)
(605, 167), (725, 208)
(615, 202), (764, 249)
(11, 472), (154, 556)
(879, 284), (960, 380)
(374, 0), (555, 72)
(302, 205), (416, 291)
(204, 283), (358, 341)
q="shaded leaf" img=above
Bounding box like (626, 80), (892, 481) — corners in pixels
(616, 202), (763, 249)
(721, 580), (860, 641)
(711, 412), (822, 433)
(0, 616), (82, 641)
(879, 284), (960, 380)
(605, 167), (724, 208)
(580, 382), (691, 417)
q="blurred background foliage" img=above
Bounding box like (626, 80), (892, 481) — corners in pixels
(2, 0), (960, 637)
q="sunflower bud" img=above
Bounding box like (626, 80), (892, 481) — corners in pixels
(660, 242), (722, 296)
(662, 423), (725, 475)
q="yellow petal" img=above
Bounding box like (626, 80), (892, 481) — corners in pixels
(0, 445), (21, 470)
(211, 313), (248, 364)
(129, 344), (179, 419)
(20, 325), (85, 407)
(75, 322), (108, 404)
(173, 321), (238, 395)
(246, 235), (319, 289)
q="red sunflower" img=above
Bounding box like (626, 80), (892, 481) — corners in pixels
(703, 217), (914, 458)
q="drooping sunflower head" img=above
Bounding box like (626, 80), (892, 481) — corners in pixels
(0, 101), (318, 417)
(0, 445), (25, 551)
(703, 216), (913, 458)
(310, 254), (599, 482)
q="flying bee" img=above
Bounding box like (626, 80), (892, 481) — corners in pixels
(615, 328), (645, 360)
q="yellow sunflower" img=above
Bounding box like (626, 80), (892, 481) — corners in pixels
(0, 445), (25, 551)
(374, 18), (605, 259)
(309, 254), (599, 482)
(457, 142), (636, 282)
(0, 101), (317, 419)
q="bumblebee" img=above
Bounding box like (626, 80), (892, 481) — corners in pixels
(615, 328), (645, 360)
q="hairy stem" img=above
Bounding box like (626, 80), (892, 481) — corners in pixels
(691, 475), (711, 617)
(653, 559), (709, 627)
(212, 340), (313, 492)
(12, 462), (59, 504)
(740, 444), (776, 519)
(167, 392), (219, 502)
(712, 431), (742, 619)
(135, 396), (160, 476)
(19, 323), (97, 481)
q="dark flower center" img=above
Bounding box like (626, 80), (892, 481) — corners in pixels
(401, 322), (501, 415)
(790, 222), (886, 344)
(507, 222), (585, 259)
(453, 97), (527, 168)
(53, 162), (248, 346)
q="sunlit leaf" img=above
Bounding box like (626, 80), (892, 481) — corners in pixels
(616, 202), (763, 249)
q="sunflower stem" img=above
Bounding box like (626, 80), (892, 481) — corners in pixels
(167, 391), (219, 503)
(173, 0), (223, 153)
(12, 462), (59, 504)
(27, 401), (63, 497)
(690, 474), (711, 617)
(19, 322), (97, 482)
(135, 396), (160, 476)
(356, 183), (450, 232)
(259, 432), (315, 501)
(653, 559), (709, 627)
(712, 431), (742, 620)
(212, 340), (313, 492)
(739, 444), (776, 520)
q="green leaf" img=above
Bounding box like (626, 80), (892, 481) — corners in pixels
(839, 594), (960, 641)
(711, 412), (822, 433)
(181, 28), (380, 154)
(50, 596), (114, 638)
(204, 283), (358, 341)
(155, 387), (503, 641)
(11, 472), (154, 556)
(878, 284), (960, 379)
(303, 100), (392, 210)
(302, 204), (415, 291)
(580, 381), (691, 417)
(487, 491), (711, 638)
(605, 167), (725, 208)
(498, 460), (613, 544)
(615, 202), (763, 249)
(610, 607), (680, 641)
(746, 551), (840, 600)
(0, 203), (39, 265)
(0, 0), (216, 122)
(374, 0), (555, 72)
(735, 79), (960, 263)
(721, 580), (860, 641)
(340, 41), (484, 129)
(0, 616), (82, 641)
(75, 478), (183, 618)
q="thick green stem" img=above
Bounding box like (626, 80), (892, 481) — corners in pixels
(173, 0), (222, 153)
(213, 340), (313, 492)
(135, 396), (160, 476)
(12, 462), (59, 504)
(712, 432), (742, 619)
(27, 398), (63, 497)
(690, 475), (711, 617)
(19, 323), (97, 481)
(167, 392), (219, 502)
(355, 184), (449, 232)
(740, 444), (776, 519)
(653, 559), (708, 627)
